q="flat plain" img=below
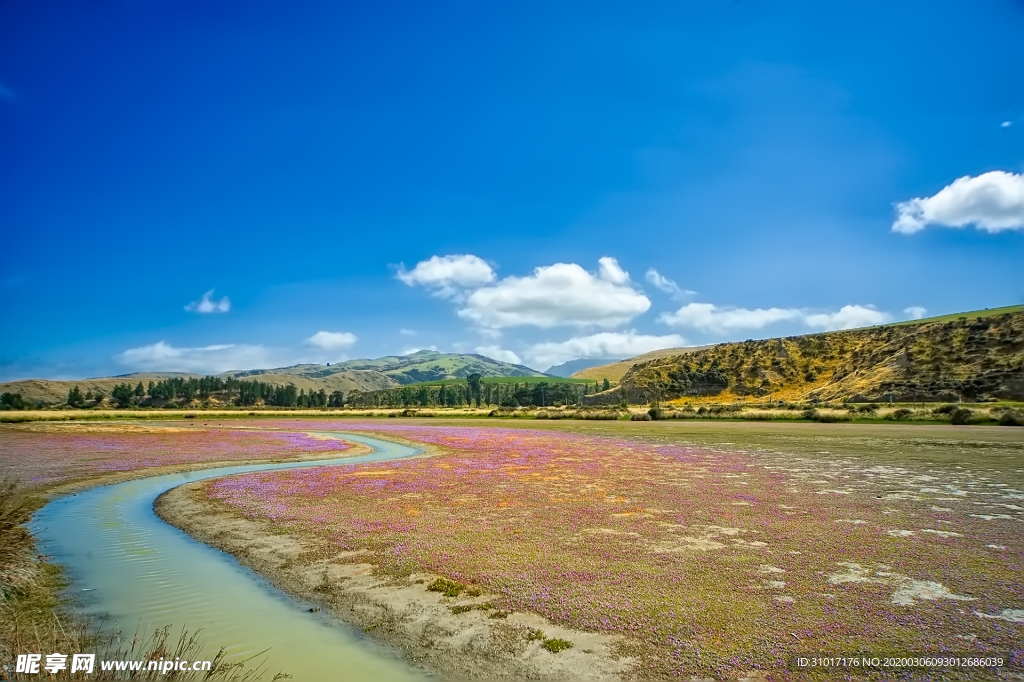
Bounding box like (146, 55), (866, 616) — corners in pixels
(196, 418), (1023, 679)
(3, 418), (1022, 680)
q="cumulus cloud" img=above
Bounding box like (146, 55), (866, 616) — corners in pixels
(185, 289), (231, 314)
(659, 303), (802, 334)
(660, 303), (891, 334)
(803, 305), (891, 330)
(458, 257), (650, 329)
(904, 306), (928, 320)
(524, 331), (685, 369)
(645, 269), (694, 299)
(474, 345), (523, 365)
(396, 254), (495, 299)
(893, 171), (1024, 234)
(1001, 121), (1013, 128)
(306, 331), (358, 351)
(118, 341), (274, 374)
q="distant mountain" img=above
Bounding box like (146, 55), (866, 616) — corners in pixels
(544, 358), (622, 378)
(0, 350), (549, 405)
(332, 349), (547, 384)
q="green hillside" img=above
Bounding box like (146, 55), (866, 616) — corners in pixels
(0, 350), (548, 407)
(583, 308), (1024, 405)
(330, 349), (547, 384)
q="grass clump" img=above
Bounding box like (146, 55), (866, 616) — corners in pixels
(450, 602), (493, 615)
(427, 577), (466, 597)
(542, 638), (574, 653)
(950, 407), (973, 425)
(998, 410), (1024, 427)
(524, 629), (574, 653)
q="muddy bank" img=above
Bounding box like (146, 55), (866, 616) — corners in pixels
(156, 483), (634, 682)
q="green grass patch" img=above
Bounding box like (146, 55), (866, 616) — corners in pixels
(541, 638), (574, 653)
(427, 577), (467, 597)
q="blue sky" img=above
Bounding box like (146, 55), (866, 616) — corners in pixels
(1, 0), (1022, 379)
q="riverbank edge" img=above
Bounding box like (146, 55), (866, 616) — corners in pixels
(1, 438), (376, 670)
(155, 480), (635, 682)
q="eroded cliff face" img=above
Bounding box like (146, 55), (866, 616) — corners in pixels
(584, 311), (1024, 405)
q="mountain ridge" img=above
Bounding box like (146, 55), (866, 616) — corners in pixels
(0, 350), (548, 406)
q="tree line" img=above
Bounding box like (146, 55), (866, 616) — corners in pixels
(0, 375), (614, 411)
(62, 376), (345, 408)
(346, 375), (604, 408)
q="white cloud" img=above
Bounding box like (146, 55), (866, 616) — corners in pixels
(306, 331), (358, 351)
(525, 331), (686, 370)
(458, 257), (650, 329)
(118, 341), (274, 374)
(474, 345), (523, 365)
(399, 328), (417, 336)
(1001, 121), (1012, 128)
(903, 306), (928, 320)
(659, 303), (802, 334)
(645, 269), (695, 299)
(660, 302), (891, 334)
(893, 171), (1024, 234)
(396, 254), (495, 299)
(185, 289), (231, 314)
(803, 305), (891, 330)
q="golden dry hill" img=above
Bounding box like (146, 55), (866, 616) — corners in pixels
(582, 307), (1024, 405)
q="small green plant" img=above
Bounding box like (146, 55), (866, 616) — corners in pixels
(526, 628), (546, 641)
(427, 577), (466, 597)
(451, 602), (493, 614)
(542, 638), (574, 653)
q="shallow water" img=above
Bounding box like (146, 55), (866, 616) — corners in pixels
(30, 432), (433, 681)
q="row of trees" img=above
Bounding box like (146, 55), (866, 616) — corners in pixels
(346, 377), (601, 408)
(65, 377), (347, 408)
(4, 375), (616, 411)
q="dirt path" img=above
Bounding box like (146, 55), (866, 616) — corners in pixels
(156, 483), (635, 682)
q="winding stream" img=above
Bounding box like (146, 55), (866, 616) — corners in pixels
(30, 432), (433, 681)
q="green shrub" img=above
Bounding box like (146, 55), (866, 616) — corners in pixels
(630, 412), (652, 421)
(800, 408), (820, 421)
(542, 638), (574, 653)
(647, 407), (663, 420)
(950, 408), (973, 425)
(998, 411), (1023, 427)
(427, 577), (466, 597)
(817, 412), (850, 423)
(888, 408), (913, 421)
(857, 404), (878, 413)
(932, 404), (958, 415)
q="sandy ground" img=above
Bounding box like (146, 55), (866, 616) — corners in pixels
(155, 482), (635, 682)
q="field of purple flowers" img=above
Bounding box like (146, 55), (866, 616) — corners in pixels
(202, 424), (1023, 678)
(0, 422), (351, 485)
